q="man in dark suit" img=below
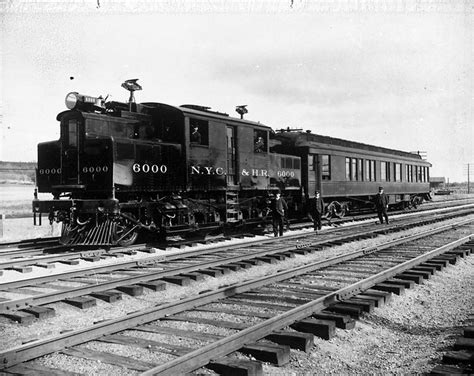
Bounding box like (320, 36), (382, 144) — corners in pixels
(374, 186), (389, 224)
(309, 190), (325, 231)
(191, 126), (201, 144)
(271, 191), (288, 237)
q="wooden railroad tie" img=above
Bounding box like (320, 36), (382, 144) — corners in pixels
(290, 318), (336, 340)
(240, 342), (291, 366)
(431, 320), (474, 375)
(266, 330), (314, 352)
(61, 347), (157, 372)
(208, 357), (263, 376)
(161, 275), (192, 286)
(179, 272), (206, 281)
(138, 280), (167, 291)
(22, 306), (55, 319)
(116, 284), (144, 296)
(1, 311), (36, 325)
(313, 312), (356, 330)
(9, 265), (33, 273)
(90, 290), (123, 303)
(64, 296), (97, 309)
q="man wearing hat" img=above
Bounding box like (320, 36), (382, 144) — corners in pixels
(374, 186), (389, 224)
(271, 190), (288, 237)
(309, 190), (325, 231)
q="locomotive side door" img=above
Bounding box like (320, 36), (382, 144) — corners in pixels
(226, 125), (237, 185)
(60, 114), (84, 185)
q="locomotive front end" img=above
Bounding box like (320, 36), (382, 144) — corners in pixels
(33, 92), (123, 245)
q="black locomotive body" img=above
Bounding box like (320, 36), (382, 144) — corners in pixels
(33, 90), (302, 245)
(33, 84), (430, 246)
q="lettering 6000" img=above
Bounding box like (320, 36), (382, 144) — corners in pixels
(132, 163), (168, 173)
(277, 170), (295, 177)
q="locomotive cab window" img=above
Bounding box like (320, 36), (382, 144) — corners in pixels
(254, 130), (268, 153)
(61, 118), (82, 148)
(190, 118), (208, 145)
(68, 120), (78, 147)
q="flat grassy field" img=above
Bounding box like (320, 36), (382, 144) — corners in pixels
(0, 184), (58, 242)
(0, 184), (50, 216)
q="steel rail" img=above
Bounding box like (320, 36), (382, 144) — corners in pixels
(2, 203), (472, 291)
(0, 215), (398, 290)
(0, 218), (472, 369)
(0, 224), (388, 312)
(0, 240), (164, 269)
(0, 249), (110, 270)
(0, 237), (59, 249)
(0, 210), (472, 311)
(0, 244), (67, 258)
(142, 231), (474, 375)
(0, 202), (471, 266)
(0, 242), (151, 267)
(0, 210), (467, 312)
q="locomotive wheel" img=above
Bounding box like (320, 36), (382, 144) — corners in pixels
(335, 203), (347, 218)
(323, 202), (336, 219)
(335, 208), (345, 218)
(410, 196), (421, 209)
(114, 212), (139, 246)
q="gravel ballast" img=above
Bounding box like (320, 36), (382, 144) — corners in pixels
(0, 217), (473, 375)
(264, 254), (474, 375)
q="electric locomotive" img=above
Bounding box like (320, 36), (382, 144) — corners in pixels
(33, 80), (302, 245)
(33, 80), (431, 246)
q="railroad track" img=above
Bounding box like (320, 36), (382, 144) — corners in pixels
(2, 197), (473, 254)
(0, 215), (473, 374)
(0, 237), (63, 257)
(1, 205), (473, 319)
(430, 321), (474, 375)
(1, 201), (474, 276)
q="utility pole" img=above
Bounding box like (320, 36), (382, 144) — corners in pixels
(464, 163), (473, 194)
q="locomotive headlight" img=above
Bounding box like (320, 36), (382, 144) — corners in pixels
(65, 92), (79, 109)
(65, 92), (104, 110)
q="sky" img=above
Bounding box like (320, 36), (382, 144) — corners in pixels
(0, 0), (472, 182)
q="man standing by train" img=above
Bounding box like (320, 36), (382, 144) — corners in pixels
(374, 186), (389, 224)
(272, 190), (288, 237)
(309, 190), (325, 231)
